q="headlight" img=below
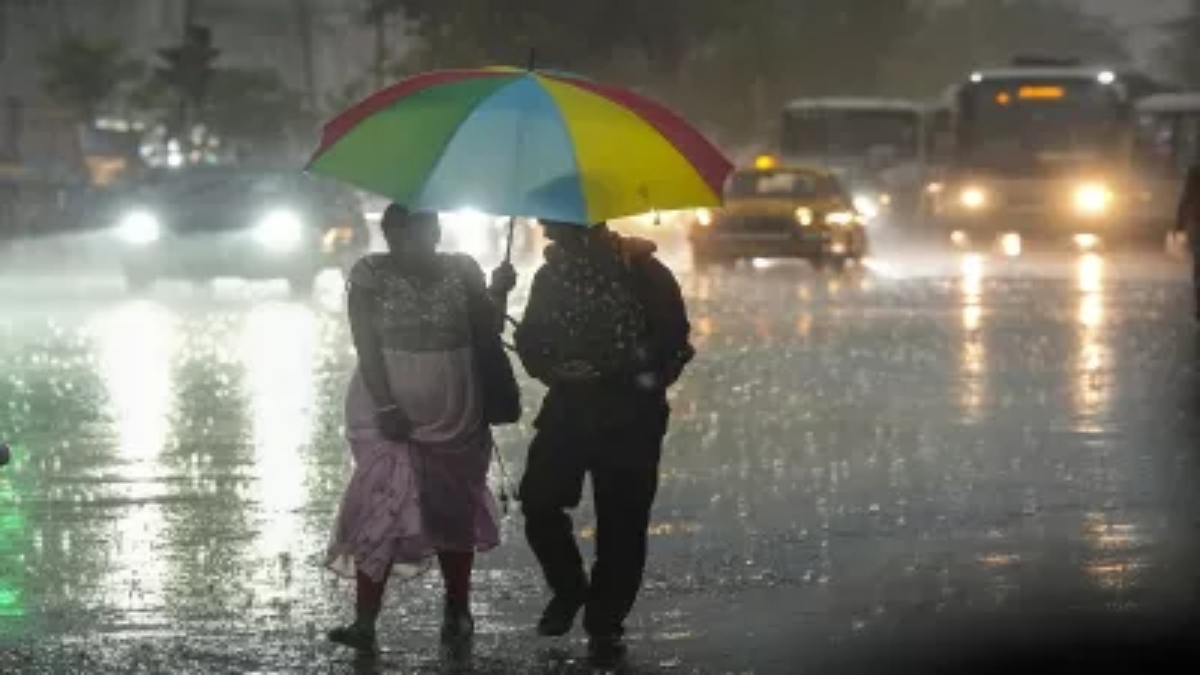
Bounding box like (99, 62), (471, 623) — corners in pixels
(825, 211), (857, 226)
(323, 226), (356, 252)
(795, 207), (814, 226)
(116, 211), (161, 245)
(853, 194), (879, 220)
(254, 209), (305, 250)
(959, 187), (987, 209)
(1073, 183), (1112, 215)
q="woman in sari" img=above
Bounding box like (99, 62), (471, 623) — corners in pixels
(326, 204), (516, 650)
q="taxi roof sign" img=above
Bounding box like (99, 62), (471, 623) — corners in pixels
(754, 154), (777, 170)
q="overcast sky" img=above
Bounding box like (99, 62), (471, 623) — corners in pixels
(1076, 0), (1187, 66)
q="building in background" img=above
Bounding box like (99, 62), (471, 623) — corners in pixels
(0, 0), (406, 172)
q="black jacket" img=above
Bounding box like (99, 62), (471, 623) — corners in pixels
(515, 234), (693, 431)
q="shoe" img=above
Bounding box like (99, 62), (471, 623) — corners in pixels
(536, 595), (584, 637)
(327, 621), (377, 652)
(440, 599), (475, 643)
(587, 634), (628, 668)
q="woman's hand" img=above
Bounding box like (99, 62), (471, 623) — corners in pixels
(376, 406), (414, 442)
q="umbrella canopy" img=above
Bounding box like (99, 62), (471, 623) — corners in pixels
(307, 67), (732, 225)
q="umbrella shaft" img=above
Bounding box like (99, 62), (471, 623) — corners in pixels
(504, 216), (516, 262)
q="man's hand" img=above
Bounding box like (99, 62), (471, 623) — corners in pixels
(634, 371), (662, 391)
(376, 406), (414, 442)
(490, 262), (518, 296)
(551, 360), (599, 383)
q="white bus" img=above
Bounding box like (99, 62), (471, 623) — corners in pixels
(928, 61), (1170, 250)
(780, 97), (926, 223)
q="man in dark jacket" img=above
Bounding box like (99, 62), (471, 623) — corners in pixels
(1176, 164), (1200, 322)
(515, 221), (693, 667)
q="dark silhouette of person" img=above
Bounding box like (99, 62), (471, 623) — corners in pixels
(514, 221), (694, 667)
(1176, 164), (1200, 322)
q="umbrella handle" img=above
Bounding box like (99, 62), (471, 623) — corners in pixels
(504, 215), (516, 263)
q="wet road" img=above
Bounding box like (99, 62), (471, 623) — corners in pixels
(1, 235), (1199, 673)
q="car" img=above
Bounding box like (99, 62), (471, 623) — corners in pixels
(110, 167), (369, 295)
(688, 156), (869, 270)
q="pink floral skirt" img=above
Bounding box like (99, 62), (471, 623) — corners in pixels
(326, 347), (501, 583)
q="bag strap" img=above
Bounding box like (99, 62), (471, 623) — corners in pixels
(449, 254), (518, 349)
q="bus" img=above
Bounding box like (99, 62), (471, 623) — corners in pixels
(914, 93), (956, 230)
(928, 60), (1171, 250)
(780, 97), (925, 223)
(1132, 93), (1200, 233)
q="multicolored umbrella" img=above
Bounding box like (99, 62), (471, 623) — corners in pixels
(306, 67), (732, 226)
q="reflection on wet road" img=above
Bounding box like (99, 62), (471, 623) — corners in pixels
(0, 243), (1198, 673)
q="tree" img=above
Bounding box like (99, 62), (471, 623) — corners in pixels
(885, 0), (1131, 97)
(363, 0), (926, 143)
(365, 0), (727, 75)
(323, 57), (420, 115)
(39, 37), (141, 123)
(674, 0), (924, 139)
(292, 0), (319, 107)
(1160, 0), (1200, 88)
(200, 68), (316, 161)
(156, 24), (220, 114)
(130, 64), (313, 164)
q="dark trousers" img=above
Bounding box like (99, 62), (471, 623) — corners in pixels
(519, 409), (667, 637)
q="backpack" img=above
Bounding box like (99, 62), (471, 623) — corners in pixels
(536, 243), (652, 379)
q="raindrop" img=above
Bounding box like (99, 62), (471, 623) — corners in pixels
(1022, 489), (1039, 516)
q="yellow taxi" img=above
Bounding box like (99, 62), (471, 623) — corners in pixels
(688, 155), (868, 270)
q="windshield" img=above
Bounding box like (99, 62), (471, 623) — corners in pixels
(959, 79), (1125, 172)
(141, 168), (296, 200)
(781, 108), (920, 159)
(726, 170), (840, 199)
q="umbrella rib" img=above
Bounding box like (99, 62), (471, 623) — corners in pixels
(309, 69), (508, 167)
(537, 80), (588, 223)
(544, 74), (732, 196)
(411, 75), (531, 210)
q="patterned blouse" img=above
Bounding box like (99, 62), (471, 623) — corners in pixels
(348, 253), (477, 353)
